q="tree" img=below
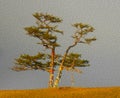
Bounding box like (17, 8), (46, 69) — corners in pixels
(12, 12), (96, 88)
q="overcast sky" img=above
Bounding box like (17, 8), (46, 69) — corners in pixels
(0, 0), (120, 89)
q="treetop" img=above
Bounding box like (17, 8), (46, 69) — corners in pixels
(33, 12), (63, 23)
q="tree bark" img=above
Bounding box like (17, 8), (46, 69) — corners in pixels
(48, 48), (55, 87)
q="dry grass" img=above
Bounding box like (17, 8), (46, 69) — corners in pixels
(0, 86), (120, 98)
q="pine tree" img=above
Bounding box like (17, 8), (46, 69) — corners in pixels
(53, 23), (96, 87)
(12, 12), (96, 88)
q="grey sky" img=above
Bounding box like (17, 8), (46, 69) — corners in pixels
(0, 0), (120, 89)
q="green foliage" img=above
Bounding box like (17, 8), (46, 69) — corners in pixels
(72, 23), (96, 44)
(25, 12), (63, 49)
(33, 12), (63, 23)
(63, 53), (89, 68)
(12, 52), (63, 72)
(12, 52), (50, 72)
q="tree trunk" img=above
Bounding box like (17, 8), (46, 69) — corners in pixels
(53, 54), (66, 87)
(48, 48), (55, 87)
(53, 39), (79, 87)
(53, 65), (63, 87)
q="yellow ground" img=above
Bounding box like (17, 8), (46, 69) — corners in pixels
(0, 86), (120, 98)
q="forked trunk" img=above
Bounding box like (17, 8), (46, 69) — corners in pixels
(48, 48), (55, 87)
(53, 54), (67, 87)
(53, 65), (63, 87)
(54, 40), (78, 87)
